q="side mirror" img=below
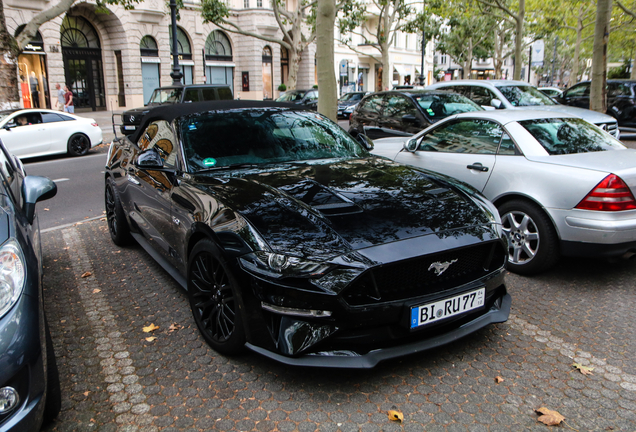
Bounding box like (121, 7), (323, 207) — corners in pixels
(22, 176), (57, 225)
(401, 114), (419, 124)
(491, 99), (503, 109)
(136, 148), (164, 169)
(356, 134), (374, 151)
(404, 138), (419, 152)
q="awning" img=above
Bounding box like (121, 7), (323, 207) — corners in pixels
(141, 57), (161, 64)
(205, 61), (236, 67)
(393, 64), (407, 76)
(359, 63), (370, 69)
(179, 60), (195, 66)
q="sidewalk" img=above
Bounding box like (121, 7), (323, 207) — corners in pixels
(76, 109), (123, 144)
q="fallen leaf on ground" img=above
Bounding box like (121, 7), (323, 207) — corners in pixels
(44, 208), (49, 211)
(168, 323), (181, 332)
(145, 336), (157, 342)
(81, 272), (92, 278)
(495, 376), (504, 383)
(83, 391), (90, 396)
(143, 323), (159, 333)
(388, 410), (403, 423)
(92, 289), (101, 293)
(572, 362), (594, 375)
(536, 407), (565, 426)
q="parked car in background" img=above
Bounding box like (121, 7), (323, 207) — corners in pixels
(427, 80), (620, 138)
(0, 139), (60, 431)
(555, 80), (636, 130)
(337, 91), (370, 119)
(372, 110), (636, 275)
(538, 87), (563, 98)
(120, 84), (233, 135)
(105, 100), (510, 368)
(0, 109), (102, 159)
(348, 90), (482, 140)
(275, 89), (319, 110)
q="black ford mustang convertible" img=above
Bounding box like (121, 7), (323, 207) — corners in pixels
(105, 101), (510, 368)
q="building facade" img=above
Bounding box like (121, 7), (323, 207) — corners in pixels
(5, 0), (317, 111)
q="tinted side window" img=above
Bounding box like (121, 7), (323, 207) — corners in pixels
(608, 83), (631, 97)
(42, 112), (66, 123)
(498, 133), (518, 155)
(0, 144), (22, 209)
(419, 119), (503, 154)
(358, 95), (384, 115)
(183, 89), (201, 102)
(201, 88), (217, 100)
(217, 87), (233, 100)
(564, 84), (589, 98)
(384, 95), (418, 119)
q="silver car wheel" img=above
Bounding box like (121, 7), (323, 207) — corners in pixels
(501, 210), (540, 265)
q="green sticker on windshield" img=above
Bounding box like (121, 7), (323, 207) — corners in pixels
(203, 158), (217, 167)
(427, 108), (435, 116)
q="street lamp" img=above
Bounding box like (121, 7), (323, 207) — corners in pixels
(169, 0), (183, 86)
(419, 29), (426, 86)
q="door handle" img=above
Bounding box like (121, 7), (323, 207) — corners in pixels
(467, 163), (489, 172)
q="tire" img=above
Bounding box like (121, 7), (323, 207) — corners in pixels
(105, 178), (132, 246)
(67, 133), (91, 157)
(188, 239), (246, 355)
(42, 319), (61, 425)
(498, 199), (559, 275)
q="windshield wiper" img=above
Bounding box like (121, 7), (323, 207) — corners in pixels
(195, 163), (260, 173)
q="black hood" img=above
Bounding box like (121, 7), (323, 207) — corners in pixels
(192, 157), (493, 261)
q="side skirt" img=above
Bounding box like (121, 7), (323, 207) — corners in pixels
(130, 232), (187, 290)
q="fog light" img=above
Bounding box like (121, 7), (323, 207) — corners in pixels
(0, 387), (19, 414)
(261, 302), (332, 318)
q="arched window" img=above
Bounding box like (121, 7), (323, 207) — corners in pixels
(168, 26), (193, 84)
(262, 46), (273, 100)
(61, 16), (100, 48)
(205, 30), (232, 61)
(280, 47), (289, 86)
(140, 35), (159, 57)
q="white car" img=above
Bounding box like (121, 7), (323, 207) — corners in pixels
(0, 109), (103, 159)
(371, 110), (636, 275)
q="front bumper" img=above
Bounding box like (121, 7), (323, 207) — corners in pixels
(0, 294), (46, 432)
(246, 290), (510, 368)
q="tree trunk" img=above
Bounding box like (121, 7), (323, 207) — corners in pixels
(590, 0), (612, 113)
(287, 46), (301, 91)
(381, 41), (390, 90)
(0, 0), (20, 108)
(493, 28), (503, 79)
(513, 0), (525, 81)
(463, 38), (473, 79)
(571, 6), (585, 87)
(316, 0), (336, 121)
(632, 48), (636, 80)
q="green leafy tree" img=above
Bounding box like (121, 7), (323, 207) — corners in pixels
(201, 0), (317, 91)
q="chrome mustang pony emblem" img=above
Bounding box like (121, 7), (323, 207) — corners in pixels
(428, 259), (458, 276)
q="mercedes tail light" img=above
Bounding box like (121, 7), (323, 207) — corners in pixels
(576, 174), (636, 211)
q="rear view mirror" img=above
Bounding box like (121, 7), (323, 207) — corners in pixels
(491, 99), (503, 109)
(22, 176), (57, 225)
(136, 148), (164, 169)
(356, 134), (374, 151)
(405, 138), (419, 152)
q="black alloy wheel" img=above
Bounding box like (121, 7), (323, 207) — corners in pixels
(105, 178), (132, 246)
(67, 133), (91, 156)
(188, 239), (245, 355)
(498, 199), (559, 275)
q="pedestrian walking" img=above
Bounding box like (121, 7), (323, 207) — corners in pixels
(55, 83), (65, 111)
(63, 85), (74, 113)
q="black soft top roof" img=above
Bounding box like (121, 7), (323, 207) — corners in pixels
(129, 100), (306, 143)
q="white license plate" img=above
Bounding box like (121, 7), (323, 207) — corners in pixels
(410, 288), (485, 329)
(124, 125), (136, 130)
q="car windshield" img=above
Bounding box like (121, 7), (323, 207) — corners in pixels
(519, 117), (625, 155)
(412, 93), (482, 120)
(339, 93), (363, 102)
(498, 85), (556, 106)
(148, 88), (183, 104)
(180, 108), (368, 172)
(276, 91), (306, 102)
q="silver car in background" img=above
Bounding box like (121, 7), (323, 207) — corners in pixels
(371, 110), (636, 275)
(426, 80), (620, 139)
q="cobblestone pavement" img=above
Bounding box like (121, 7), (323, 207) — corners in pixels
(41, 220), (636, 432)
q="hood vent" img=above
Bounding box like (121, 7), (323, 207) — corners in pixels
(278, 179), (363, 217)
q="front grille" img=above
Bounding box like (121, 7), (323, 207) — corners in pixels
(343, 242), (505, 306)
(598, 121), (619, 137)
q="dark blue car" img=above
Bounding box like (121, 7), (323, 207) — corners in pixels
(0, 139), (59, 431)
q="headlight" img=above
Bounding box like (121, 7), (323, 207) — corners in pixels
(344, 104), (357, 113)
(0, 240), (26, 319)
(239, 251), (333, 279)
